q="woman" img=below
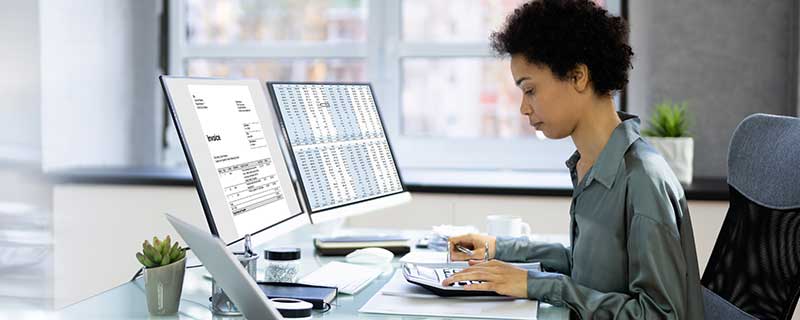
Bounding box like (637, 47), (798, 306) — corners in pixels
(443, 0), (704, 318)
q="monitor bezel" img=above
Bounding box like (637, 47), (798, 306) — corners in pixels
(266, 81), (408, 216)
(160, 76), (307, 245)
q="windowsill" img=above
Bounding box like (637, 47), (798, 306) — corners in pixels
(48, 166), (729, 201)
(402, 168), (574, 197)
(48, 166), (195, 186)
(403, 168), (729, 201)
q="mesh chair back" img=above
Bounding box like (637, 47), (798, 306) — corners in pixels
(702, 113), (800, 320)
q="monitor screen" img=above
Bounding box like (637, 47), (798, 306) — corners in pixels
(267, 82), (405, 214)
(161, 77), (305, 244)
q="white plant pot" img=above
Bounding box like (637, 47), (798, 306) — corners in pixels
(646, 137), (694, 185)
(144, 257), (186, 315)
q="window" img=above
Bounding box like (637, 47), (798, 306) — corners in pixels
(167, 0), (622, 171)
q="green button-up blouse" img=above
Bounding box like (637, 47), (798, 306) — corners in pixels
(495, 112), (704, 319)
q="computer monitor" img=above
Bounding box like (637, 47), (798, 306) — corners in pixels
(266, 82), (411, 224)
(160, 76), (307, 245)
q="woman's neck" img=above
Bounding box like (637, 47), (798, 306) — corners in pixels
(570, 97), (621, 166)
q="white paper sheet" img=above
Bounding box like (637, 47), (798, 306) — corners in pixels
(399, 251), (456, 265)
(359, 271), (538, 320)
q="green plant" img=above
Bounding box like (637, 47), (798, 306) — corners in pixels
(136, 235), (185, 268)
(642, 100), (691, 137)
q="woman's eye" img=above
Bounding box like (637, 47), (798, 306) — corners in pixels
(524, 90), (534, 96)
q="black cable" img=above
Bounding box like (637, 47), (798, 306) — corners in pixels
(130, 268), (143, 282)
(314, 302), (332, 314)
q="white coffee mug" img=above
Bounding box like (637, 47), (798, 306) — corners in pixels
(486, 215), (531, 237)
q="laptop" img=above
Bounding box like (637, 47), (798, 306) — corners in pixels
(165, 214), (284, 320)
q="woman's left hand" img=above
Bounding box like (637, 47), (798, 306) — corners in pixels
(441, 260), (529, 298)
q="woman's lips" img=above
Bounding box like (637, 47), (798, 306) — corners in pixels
(532, 121), (543, 129)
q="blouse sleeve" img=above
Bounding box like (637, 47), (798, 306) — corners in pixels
(495, 236), (572, 275)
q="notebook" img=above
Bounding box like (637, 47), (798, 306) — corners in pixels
(314, 235), (411, 256)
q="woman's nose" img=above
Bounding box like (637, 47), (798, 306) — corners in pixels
(520, 101), (531, 115)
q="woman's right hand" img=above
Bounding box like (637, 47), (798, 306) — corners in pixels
(448, 233), (497, 261)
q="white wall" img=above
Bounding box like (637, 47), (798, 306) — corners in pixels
(0, 0), (41, 162)
(53, 184), (208, 308)
(39, 0), (162, 171)
(0, 0), (53, 311)
(1, 1), (164, 308)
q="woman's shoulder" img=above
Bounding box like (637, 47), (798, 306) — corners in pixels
(622, 139), (681, 186)
(621, 139), (686, 223)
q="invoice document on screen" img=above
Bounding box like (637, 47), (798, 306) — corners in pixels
(188, 84), (294, 231)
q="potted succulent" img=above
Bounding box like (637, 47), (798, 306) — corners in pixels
(642, 100), (694, 184)
(136, 235), (187, 315)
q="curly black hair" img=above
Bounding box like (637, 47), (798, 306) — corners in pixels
(491, 0), (633, 96)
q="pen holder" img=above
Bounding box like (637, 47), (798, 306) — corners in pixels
(209, 252), (259, 316)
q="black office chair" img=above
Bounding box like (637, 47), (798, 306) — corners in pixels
(701, 113), (800, 320)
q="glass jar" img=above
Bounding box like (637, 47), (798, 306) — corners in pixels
(263, 247), (301, 283)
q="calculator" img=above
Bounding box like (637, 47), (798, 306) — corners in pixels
(402, 263), (501, 297)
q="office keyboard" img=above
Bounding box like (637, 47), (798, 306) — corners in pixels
(298, 261), (382, 294)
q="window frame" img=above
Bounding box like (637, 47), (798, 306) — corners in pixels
(167, 0), (623, 172)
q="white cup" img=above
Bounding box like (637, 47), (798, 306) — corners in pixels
(486, 215), (531, 237)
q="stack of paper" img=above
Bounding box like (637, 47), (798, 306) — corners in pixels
(359, 271), (539, 320)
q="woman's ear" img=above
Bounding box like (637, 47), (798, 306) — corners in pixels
(568, 64), (590, 93)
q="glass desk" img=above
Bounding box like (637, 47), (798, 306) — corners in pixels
(57, 224), (570, 319)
